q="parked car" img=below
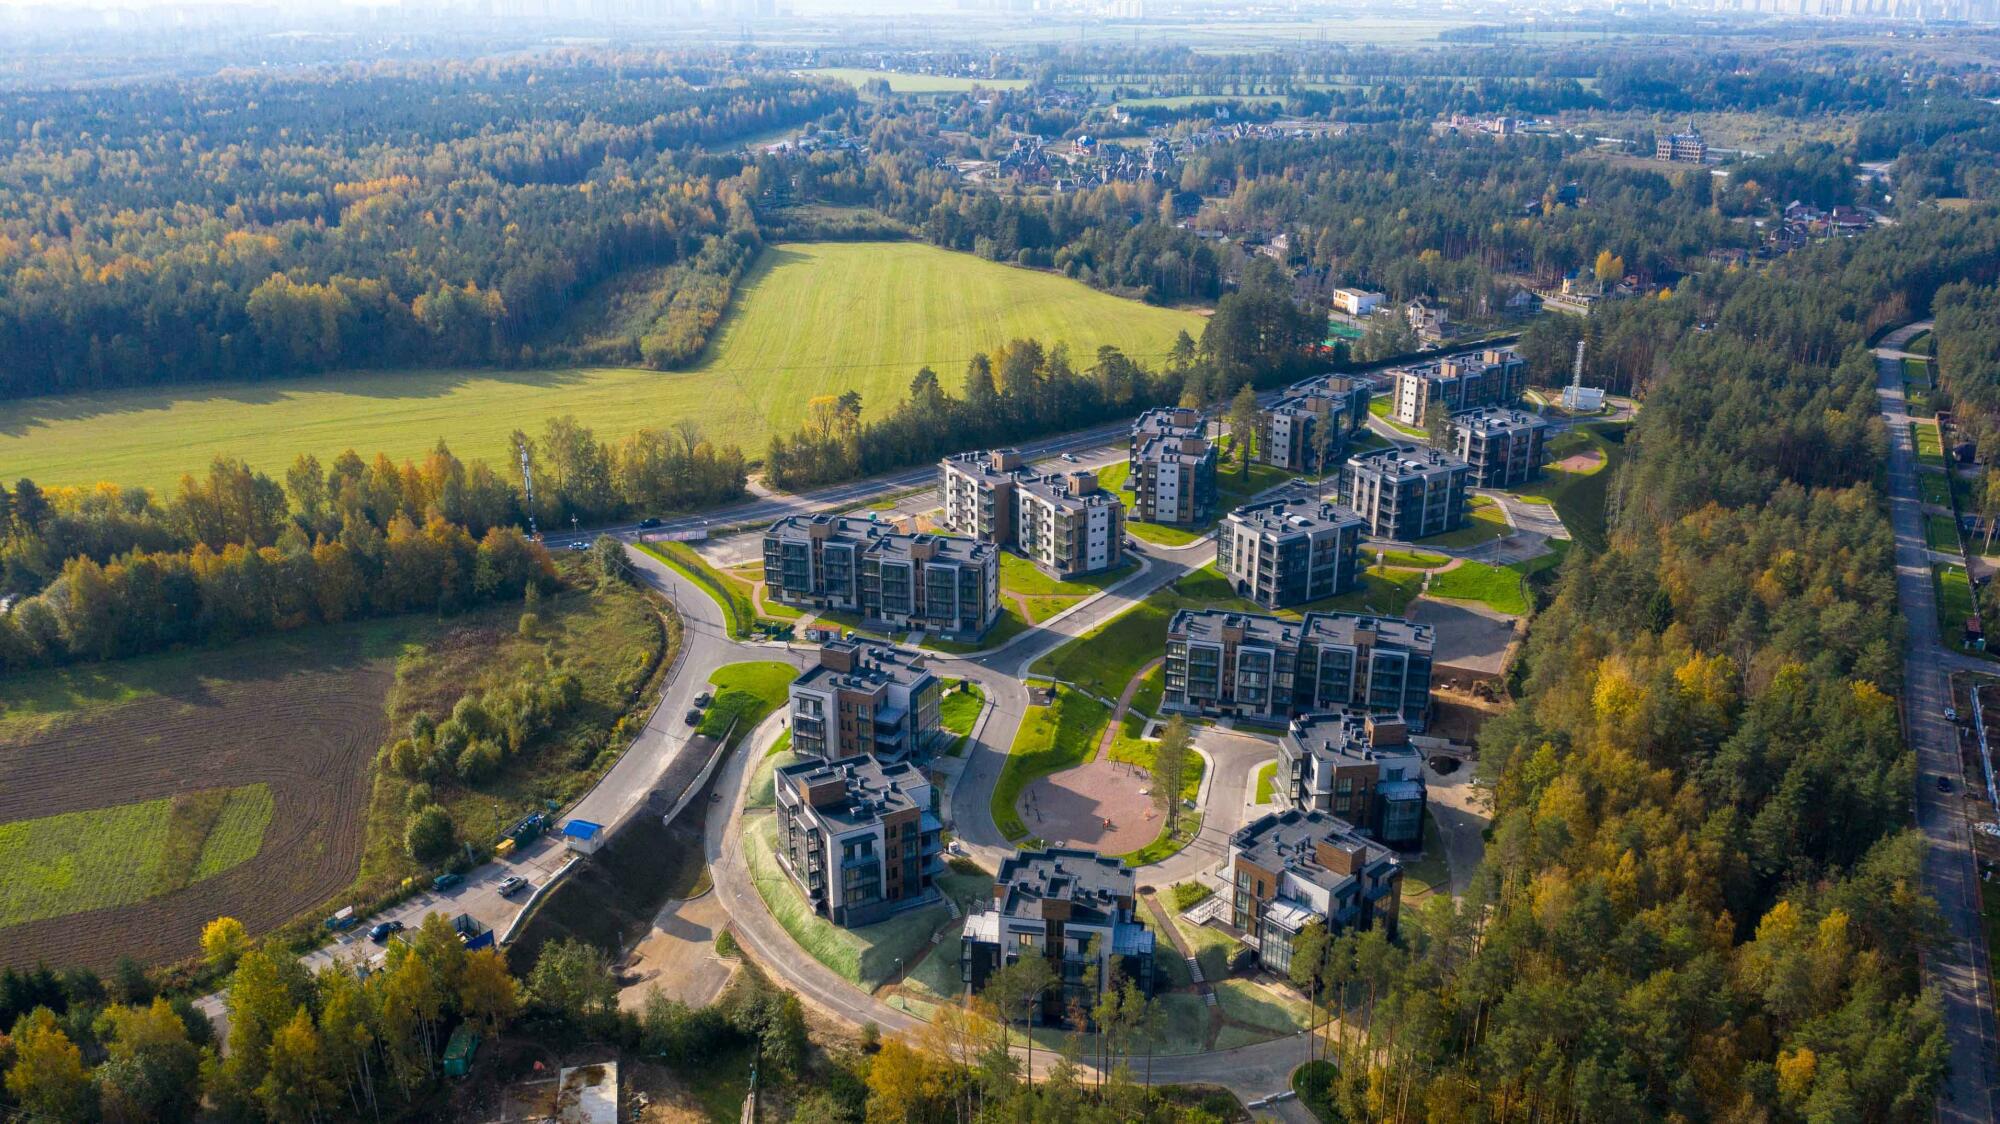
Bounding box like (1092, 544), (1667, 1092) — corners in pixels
(637, 517), (662, 529)
(1938, 775), (1955, 794)
(1946, 706), (1959, 722)
(432, 872), (464, 892)
(497, 875), (528, 897)
(685, 707), (702, 726)
(694, 692), (713, 707)
(1060, 452), (1080, 463)
(568, 541), (588, 552)
(369, 920), (405, 943)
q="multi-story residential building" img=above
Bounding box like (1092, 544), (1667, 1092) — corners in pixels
(1228, 809), (1402, 973)
(940, 450), (1128, 579)
(1655, 124), (1707, 163)
(1162, 609), (1434, 731)
(773, 754), (943, 928)
(1015, 470), (1125, 578)
(962, 847), (1157, 1018)
(1216, 500), (1366, 610)
(1453, 406), (1550, 489)
(1342, 444), (1472, 541)
(1273, 710), (1427, 847)
(788, 638), (942, 763)
(1257, 375), (1371, 473)
(1129, 406), (1205, 470)
(1390, 347), (1527, 427)
(763, 515), (999, 638)
(939, 448), (1026, 546)
(1131, 434), (1218, 525)
(1331, 288), (1385, 317)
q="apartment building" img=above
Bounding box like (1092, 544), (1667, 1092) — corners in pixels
(788, 638), (942, 763)
(962, 847), (1157, 1018)
(1390, 347), (1527, 426)
(938, 450), (1126, 579)
(774, 754), (943, 928)
(1215, 500), (1366, 610)
(763, 514), (999, 638)
(1273, 710), (1427, 847)
(1228, 809), (1402, 973)
(1257, 375), (1371, 473)
(1127, 407), (1218, 525)
(1453, 406), (1550, 489)
(1342, 444), (1472, 541)
(1161, 609), (1434, 731)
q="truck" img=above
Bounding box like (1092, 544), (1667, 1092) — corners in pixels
(451, 913), (494, 951)
(324, 906), (358, 931)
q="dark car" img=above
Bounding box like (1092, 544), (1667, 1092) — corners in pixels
(1938, 775), (1955, 793)
(685, 707), (702, 726)
(638, 517), (662, 529)
(497, 875), (528, 897)
(694, 692), (713, 707)
(368, 920), (405, 944)
(432, 872), (464, 892)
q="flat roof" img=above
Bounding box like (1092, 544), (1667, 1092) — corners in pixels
(794, 638), (936, 696)
(994, 847), (1134, 925)
(1453, 406), (1549, 436)
(767, 514), (994, 567)
(776, 753), (930, 832)
(1226, 499), (1365, 539)
(1231, 808), (1398, 893)
(1169, 607), (1432, 654)
(1347, 443), (1469, 480)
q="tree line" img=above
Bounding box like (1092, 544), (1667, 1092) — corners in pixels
(0, 416), (746, 672)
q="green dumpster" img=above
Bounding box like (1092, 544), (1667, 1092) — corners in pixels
(443, 1024), (480, 1078)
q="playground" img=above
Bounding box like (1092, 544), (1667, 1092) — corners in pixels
(1015, 758), (1160, 854)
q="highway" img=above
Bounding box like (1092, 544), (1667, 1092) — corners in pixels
(1874, 320), (1997, 1124)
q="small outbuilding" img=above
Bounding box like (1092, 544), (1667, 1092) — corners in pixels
(561, 819), (605, 855)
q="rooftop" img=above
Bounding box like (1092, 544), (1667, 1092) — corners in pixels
(1453, 406), (1549, 436)
(767, 513), (993, 567)
(1285, 709), (1424, 770)
(1231, 808), (1399, 891)
(1226, 499), (1365, 539)
(1136, 433), (1214, 466)
(777, 754), (931, 832)
(1169, 608), (1433, 654)
(794, 637), (936, 697)
(1348, 443), (1469, 480)
(993, 847), (1135, 925)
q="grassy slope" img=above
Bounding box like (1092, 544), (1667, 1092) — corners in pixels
(699, 662), (797, 738)
(0, 242), (1200, 492)
(991, 692), (1112, 841)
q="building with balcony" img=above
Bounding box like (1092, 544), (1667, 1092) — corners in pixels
(1341, 444), (1472, 541)
(1127, 407), (1218, 526)
(788, 638), (942, 763)
(1228, 809), (1402, 973)
(1453, 406), (1550, 489)
(774, 754), (943, 928)
(763, 515), (999, 639)
(962, 847), (1157, 1020)
(1390, 347), (1527, 427)
(1273, 710), (1427, 848)
(1162, 609), (1434, 731)
(1257, 375), (1371, 474)
(1215, 500), (1366, 610)
(940, 451), (1126, 578)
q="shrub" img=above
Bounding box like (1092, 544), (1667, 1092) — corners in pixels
(456, 739), (502, 783)
(715, 929), (741, 958)
(404, 783), (434, 812)
(1169, 882), (1214, 911)
(405, 804), (457, 862)
(519, 611), (543, 638)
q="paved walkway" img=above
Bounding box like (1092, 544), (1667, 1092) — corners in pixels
(1874, 320), (1997, 1124)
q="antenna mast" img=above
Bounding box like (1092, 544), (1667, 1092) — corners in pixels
(518, 438), (538, 539)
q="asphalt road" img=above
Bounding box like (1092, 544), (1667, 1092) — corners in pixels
(1874, 320), (1997, 1124)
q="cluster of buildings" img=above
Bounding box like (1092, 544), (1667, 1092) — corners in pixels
(1128, 406), (1219, 526)
(1254, 374), (1371, 474)
(1389, 347), (1526, 428)
(1766, 200), (1877, 254)
(939, 450), (1126, 579)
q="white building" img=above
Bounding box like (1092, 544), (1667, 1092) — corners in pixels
(1332, 288), (1385, 317)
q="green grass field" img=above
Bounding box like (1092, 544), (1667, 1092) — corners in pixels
(803, 68), (1030, 93)
(1921, 472), (1953, 508)
(1517, 423), (1627, 551)
(1371, 548), (1449, 568)
(991, 691), (1111, 841)
(1255, 761), (1278, 805)
(1936, 564), (1981, 647)
(0, 783), (273, 929)
(1420, 502), (1513, 548)
(0, 242), (1200, 492)
(1425, 560), (1531, 616)
(940, 681), (985, 741)
(1915, 422), (1946, 468)
(699, 662), (796, 739)
(1928, 514), (1963, 554)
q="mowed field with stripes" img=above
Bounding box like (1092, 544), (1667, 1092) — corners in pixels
(0, 242), (1202, 492)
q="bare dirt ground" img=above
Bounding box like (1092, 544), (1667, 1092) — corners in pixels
(1017, 758), (1159, 853)
(618, 890), (737, 1011)
(1552, 451), (1604, 473)
(0, 636), (391, 969)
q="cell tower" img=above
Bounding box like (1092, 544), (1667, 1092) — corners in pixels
(1561, 337), (1604, 412)
(518, 438), (539, 539)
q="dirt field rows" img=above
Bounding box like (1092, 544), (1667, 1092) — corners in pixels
(0, 635), (393, 969)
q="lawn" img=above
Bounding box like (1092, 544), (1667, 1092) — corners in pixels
(1915, 422), (1946, 468)
(1927, 513), (1963, 554)
(803, 67), (1030, 93)
(1254, 761), (1278, 804)
(1904, 356), (1934, 388)
(1000, 553), (1134, 622)
(0, 242), (1199, 492)
(1093, 458), (1295, 546)
(637, 541), (762, 639)
(0, 783), (273, 929)
(941, 681), (986, 737)
(1936, 563), (1983, 641)
(1425, 560), (1531, 616)
(746, 731), (796, 810)
(1213, 978), (1312, 1038)
(1400, 813), (1450, 897)
(744, 816), (952, 989)
(1118, 811), (1203, 867)
(699, 662), (796, 739)
(1371, 548), (1449, 568)
(991, 691), (1112, 842)
(1420, 498), (1513, 549)
(920, 602), (1031, 654)
(1367, 396), (1427, 437)
(1516, 423), (1628, 551)
(1921, 472), (1953, 508)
